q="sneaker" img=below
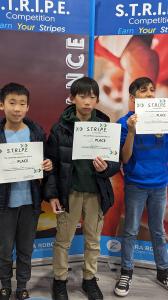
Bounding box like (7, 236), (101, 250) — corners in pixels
(52, 279), (68, 300)
(114, 269), (133, 297)
(157, 268), (168, 290)
(16, 289), (30, 300)
(82, 277), (103, 300)
(0, 288), (11, 300)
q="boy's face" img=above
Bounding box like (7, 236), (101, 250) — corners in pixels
(134, 82), (155, 99)
(71, 91), (98, 120)
(0, 93), (29, 126)
(129, 83), (155, 110)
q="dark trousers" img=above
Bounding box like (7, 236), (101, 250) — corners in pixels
(0, 205), (39, 289)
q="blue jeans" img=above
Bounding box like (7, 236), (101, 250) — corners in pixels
(121, 184), (168, 270)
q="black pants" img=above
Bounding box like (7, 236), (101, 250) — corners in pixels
(0, 205), (39, 289)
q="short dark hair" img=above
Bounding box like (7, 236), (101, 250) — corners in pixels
(129, 77), (155, 96)
(70, 76), (99, 99)
(0, 82), (30, 104)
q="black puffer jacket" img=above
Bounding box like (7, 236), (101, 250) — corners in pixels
(44, 105), (120, 215)
(0, 118), (51, 214)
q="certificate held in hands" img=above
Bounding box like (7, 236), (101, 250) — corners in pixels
(135, 98), (168, 134)
(0, 142), (43, 183)
(72, 122), (121, 162)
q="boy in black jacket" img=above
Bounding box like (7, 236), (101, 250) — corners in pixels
(45, 77), (120, 300)
(0, 83), (52, 300)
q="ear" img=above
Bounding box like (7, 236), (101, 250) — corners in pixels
(96, 98), (99, 104)
(129, 94), (135, 111)
(129, 94), (135, 103)
(26, 105), (29, 112)
(0, 102), (4, 111)
(70, 95), (75, 104)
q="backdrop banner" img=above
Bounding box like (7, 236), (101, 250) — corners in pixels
(0, 0), (91, 34)
(1, 0), (168, 267)
(94, 0), (168, 266)
(0, 0), (90, 262)
(95, 0), (168, 35)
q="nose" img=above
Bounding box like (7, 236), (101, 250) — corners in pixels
(146, 90), (154, 98)
(14, 104), (21, 111)
(84, 98), (91, 105)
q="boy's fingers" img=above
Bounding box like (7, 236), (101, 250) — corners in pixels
(93, 159), (107, 171)
(42, 159), (49, 165)
(50, 199), (62, 214)
(51, 202), (57, 214)
(42, 159), (52, 171)
(94, 157), (107, 168)
(56, 201), (62, 211)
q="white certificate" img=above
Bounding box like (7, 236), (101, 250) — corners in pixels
(0, 142), (43, 183)
(72, 122), (121, 162)
(135, 98), (168, 134)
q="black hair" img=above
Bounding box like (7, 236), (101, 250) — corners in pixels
(129, 77), (155, 96)
(0, 82), (29, 104)
(70, 76), (99, 99)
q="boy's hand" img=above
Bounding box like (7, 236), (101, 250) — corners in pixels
(42, 159), (53, 171)
(93, 156), (108, 172)
(127, 114), (137, 133)
(50, 198), (64, 214)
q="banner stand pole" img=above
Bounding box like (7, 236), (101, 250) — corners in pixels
(88, 0), (96, 78)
